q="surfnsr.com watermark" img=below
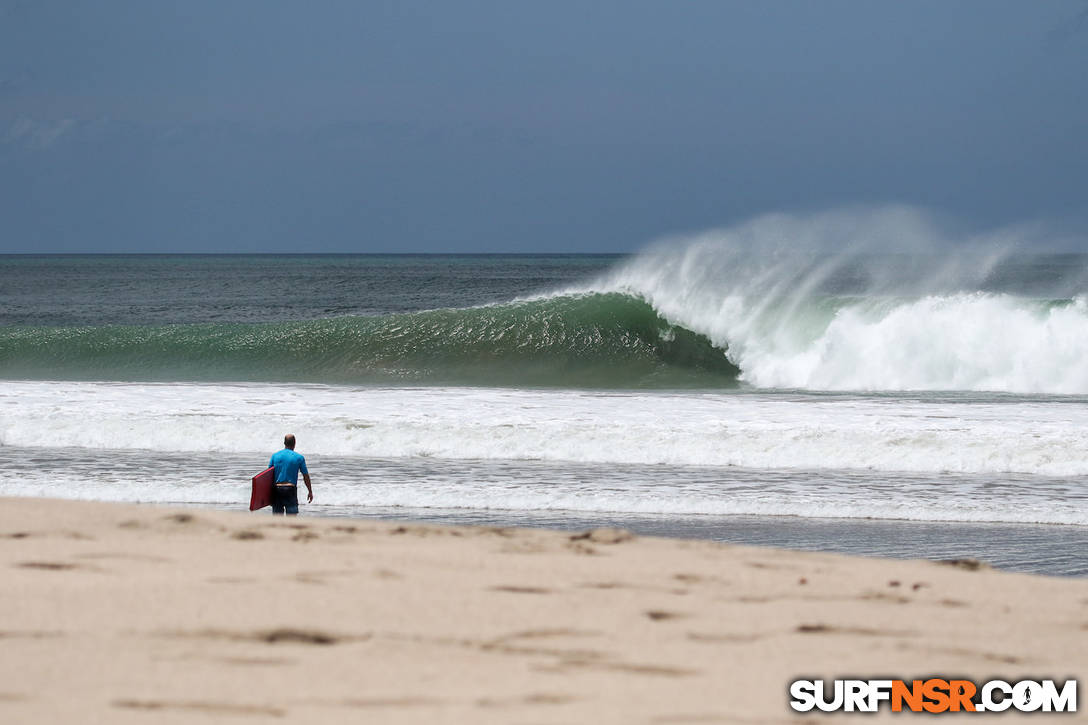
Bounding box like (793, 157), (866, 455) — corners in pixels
(789, 679), (1077, 713)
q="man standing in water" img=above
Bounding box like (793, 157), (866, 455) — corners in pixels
(269, 434), (313, 515)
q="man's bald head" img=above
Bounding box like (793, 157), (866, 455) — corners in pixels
(284, 434), (296, 449)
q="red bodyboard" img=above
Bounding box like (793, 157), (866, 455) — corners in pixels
(250, 467), (275, 511)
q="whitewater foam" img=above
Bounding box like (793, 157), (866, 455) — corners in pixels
(4, 381), (1088, 477)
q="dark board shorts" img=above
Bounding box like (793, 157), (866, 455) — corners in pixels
(272, 484), (299, 514)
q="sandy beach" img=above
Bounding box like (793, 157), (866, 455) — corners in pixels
(0, 497), (1083, 723)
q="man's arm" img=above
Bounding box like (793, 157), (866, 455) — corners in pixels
(303, 472), (313, 503)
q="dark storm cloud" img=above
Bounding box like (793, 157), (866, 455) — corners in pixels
(0, 1), (1086, 252)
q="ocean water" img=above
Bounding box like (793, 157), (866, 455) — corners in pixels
(3, 213), (1087, 575)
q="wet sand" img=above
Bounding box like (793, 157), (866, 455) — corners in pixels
(1, 497), (1085, 723)
(317, 505), (1088, 577)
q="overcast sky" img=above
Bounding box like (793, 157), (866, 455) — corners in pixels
(1, 1), (1086, 253)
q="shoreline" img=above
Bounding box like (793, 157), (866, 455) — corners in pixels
(171, 501), (1088, 578)
(2, 496), (1085, 722)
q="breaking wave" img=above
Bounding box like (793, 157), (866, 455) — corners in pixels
(588, 207), (1088, 393)
(4, 207), (1087, 393)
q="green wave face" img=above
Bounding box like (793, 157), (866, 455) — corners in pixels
(0, 293), (739, 388)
